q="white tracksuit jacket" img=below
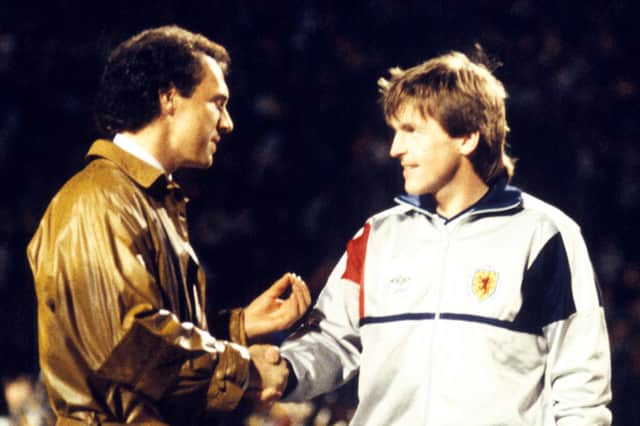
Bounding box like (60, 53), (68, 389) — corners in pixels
(281, 179), (612, 425)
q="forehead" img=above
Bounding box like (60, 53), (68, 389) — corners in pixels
(388, 101), (428, 127)
(198, 54), (229, 97)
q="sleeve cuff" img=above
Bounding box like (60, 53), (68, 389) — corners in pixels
(229, 308), (248, 346)
(282, 357), (298, 398)
(206, 342), (250, 411)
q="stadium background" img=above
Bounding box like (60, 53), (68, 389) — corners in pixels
(1, 0), (638, 424)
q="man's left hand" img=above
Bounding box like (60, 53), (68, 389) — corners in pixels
(244, 272), (311, 340)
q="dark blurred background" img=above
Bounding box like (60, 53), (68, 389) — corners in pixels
(1, 0), (639, 424)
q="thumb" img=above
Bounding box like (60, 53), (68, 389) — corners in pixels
(264, 346), (281, 364)
(259, 387), (282, 403)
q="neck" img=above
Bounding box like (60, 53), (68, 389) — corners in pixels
(434, 172), (489, 219)
(121, 121), (173, 172)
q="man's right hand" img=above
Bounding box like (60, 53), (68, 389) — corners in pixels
(247, 344), (288, 405)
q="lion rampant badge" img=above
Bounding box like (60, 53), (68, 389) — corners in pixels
(472, 269), (498, 301)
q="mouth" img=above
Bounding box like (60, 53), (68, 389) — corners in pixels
(401, 164), (417, 178)
(208, 139), (218, 156)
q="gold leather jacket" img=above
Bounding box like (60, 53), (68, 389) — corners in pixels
(28, 140), (249, 425)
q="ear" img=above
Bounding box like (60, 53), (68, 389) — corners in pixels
(458, 131), (480, 156)
(158, 86), (178, 116)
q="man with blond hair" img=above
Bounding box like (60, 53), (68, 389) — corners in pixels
(279, 49), (612, 425)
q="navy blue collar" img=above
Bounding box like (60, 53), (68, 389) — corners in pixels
(395, 176), (522, 222)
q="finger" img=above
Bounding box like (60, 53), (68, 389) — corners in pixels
(253, 399), (276, 413)
(264, 346), (281, 364)
(259, 387), (283, 403)
(289, 277), (311, 316)
(301, 278), (311, 306)
(278, 290), (303, 325)
(276, 274), (303, 306)
(292, 276), (312, 308)
(263, 273), (293, 298)
(289, 281), (306, 315)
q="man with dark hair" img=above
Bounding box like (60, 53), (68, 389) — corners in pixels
(27, 25), (311, 424)
(95, 25), (233, 138)
(279, 50), (612, 425)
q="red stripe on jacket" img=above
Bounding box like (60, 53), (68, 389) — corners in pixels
(341, 223), (371, 318)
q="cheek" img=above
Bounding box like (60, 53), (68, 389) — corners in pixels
(413, 143), (458, 178)
(198, 110), (216, 138)
(413, 142), (436, 165)
(205, 105), (219, 124)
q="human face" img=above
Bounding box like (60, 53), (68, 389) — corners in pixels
(169, 55), (233, 171)
(389, 103), (464, 197)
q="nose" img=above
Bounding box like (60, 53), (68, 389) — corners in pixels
(389, 132), (405, 158)
(218, 107), (234, 134)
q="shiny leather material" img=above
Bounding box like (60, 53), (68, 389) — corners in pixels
(28, 140), (249, 424)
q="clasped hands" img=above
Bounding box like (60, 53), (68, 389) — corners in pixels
(243, 272), (311, 406)
(247, 344), (288, 406)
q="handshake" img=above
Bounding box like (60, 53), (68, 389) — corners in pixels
(246, 344), (290, 407)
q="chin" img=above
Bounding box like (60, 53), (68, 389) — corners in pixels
(199, 153), (215, 167)
(187, 159), (213, 170)
(404, 184), (422, 196)
(405, 185), (431, 196)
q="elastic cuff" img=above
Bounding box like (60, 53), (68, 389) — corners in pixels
(229, 308), (248, 346)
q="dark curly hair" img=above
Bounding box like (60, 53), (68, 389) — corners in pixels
(95, 25), (230, 137)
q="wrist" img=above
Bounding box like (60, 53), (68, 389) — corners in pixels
(281, 357), (296, 398)
(229, 308), (249, 346)
(242, 307), (257, 342)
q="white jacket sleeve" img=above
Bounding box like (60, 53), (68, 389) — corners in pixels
(280, 253), (363, 402)
(543, 225), (612, 425)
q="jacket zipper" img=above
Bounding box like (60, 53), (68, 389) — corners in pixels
(423, 224), (451, 425)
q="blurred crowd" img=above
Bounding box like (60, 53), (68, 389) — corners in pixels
(1, 0), (638, 424)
